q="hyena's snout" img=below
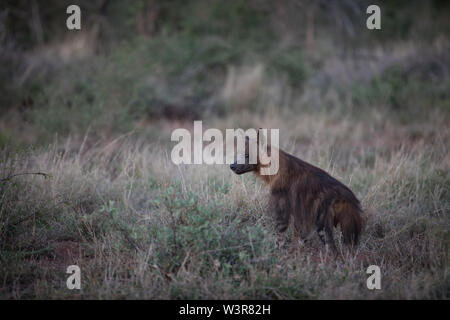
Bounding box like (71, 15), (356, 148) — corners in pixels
(230, 162), (255, 175)
(230, 163), (244, 174)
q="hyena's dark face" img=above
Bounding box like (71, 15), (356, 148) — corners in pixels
(230, 153), (257, 174)
(230, 135), (258, 175)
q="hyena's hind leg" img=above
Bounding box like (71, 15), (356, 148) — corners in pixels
(315, 204), (337, 253)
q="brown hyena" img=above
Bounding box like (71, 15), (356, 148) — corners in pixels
(230, 130), (363, 252)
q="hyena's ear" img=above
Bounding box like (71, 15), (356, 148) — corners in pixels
(257, 128), (271, 165)
(257, 128), (267, 148)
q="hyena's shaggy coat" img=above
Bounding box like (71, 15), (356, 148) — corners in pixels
(230, 133), (363, 252)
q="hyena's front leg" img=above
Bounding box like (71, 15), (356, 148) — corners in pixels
(270, 193), (290, 249)
(291, 208), (311, 251)
(271, 194), (290, 233)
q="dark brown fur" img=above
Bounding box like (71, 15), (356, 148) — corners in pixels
(230, 136), (363, 252)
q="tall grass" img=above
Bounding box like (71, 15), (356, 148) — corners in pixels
(1, 104), (448, 298)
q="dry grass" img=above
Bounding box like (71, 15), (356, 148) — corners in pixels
(1, 106), (448, 299)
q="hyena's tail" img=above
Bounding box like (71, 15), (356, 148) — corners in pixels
(333, 201), (364, 246)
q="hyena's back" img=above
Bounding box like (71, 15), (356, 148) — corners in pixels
(268, 151), (363, 248)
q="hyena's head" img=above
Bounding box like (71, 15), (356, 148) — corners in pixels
(229, 134), (257, 175)
(230, 129), (276, 175)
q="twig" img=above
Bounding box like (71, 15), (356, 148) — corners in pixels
(0, 172), (52, 182)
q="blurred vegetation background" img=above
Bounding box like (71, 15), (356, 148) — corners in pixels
(0, 0), (449, 146)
